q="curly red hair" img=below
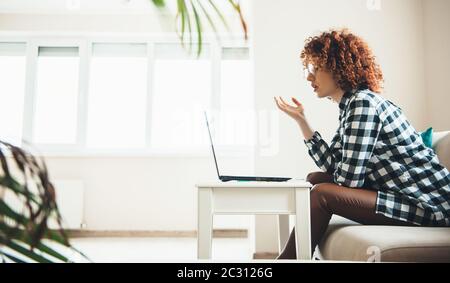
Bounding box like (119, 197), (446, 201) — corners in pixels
(301, 29), (384, 93)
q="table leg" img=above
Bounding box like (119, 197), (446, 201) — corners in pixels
(197, 188), (213, 259)
(277, 214), (290, 253)
(295, 188), (311, 260)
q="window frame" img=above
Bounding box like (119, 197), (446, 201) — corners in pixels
(0, 33), (253, 157)
(26, 39), (86, 152)
(0, 41), (27, 146)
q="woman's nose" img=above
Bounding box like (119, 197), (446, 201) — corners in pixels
(307, 73), (314, 82)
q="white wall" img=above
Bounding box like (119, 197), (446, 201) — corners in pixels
(251, 0), (429, 253)
(44, 155), (253, 231)
(423, 0), (450, 131)
(0, 14), (174, 33)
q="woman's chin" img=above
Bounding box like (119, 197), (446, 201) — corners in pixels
(313, 88), (327, 98)
(315, 90), (324, 97)
(316, 91), (330, 98)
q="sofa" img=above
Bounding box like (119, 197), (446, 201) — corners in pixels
(317, 131), (450, 262)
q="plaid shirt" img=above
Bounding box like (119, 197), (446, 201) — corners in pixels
(304, 89), (450, 227)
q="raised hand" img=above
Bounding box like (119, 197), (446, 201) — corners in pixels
(274, 96), (306, 122)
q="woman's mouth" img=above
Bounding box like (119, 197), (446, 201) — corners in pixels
(312, 84), (319, 92)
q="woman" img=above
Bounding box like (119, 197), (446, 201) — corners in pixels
(274, 29), (450, 259)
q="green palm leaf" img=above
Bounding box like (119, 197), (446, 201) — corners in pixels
(2, 239), (52, 263)
(1, 250), (26, 263)
(0, 141), (87, 263)
(152, 0), (166, 7)
(154, 0), (248, 56)
(190, 0), (203, 57)
(0, 222), (69, 262)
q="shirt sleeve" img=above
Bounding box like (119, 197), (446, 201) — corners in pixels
(304, 129), (343, 175)
(333, 97), (382, 188)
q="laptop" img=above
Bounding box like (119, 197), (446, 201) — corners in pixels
(204, 111), (292, 182)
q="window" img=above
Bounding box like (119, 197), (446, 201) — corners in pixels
(220, 47), (252, 110)
(0, 37), (252, 155)
(218, 47), (254, 147)
(87, 43), (148, 149)
(33, 46), (79, 144)
(150, 43), (212, 150)
(0, 43), (26, 146)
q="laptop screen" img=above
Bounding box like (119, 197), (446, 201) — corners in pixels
(204, 111), (221, 179)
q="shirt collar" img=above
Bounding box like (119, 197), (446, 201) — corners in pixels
(338, 89), (356, 112)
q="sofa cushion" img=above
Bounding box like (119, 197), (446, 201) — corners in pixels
(420, 127), (433, 148)
(432, 131), (450, 170)
(318, 215), (450, 262)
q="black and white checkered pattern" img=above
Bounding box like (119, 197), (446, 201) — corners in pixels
(304, 89), (450, 226)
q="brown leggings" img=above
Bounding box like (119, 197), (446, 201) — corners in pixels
(277, 171), (417, 259)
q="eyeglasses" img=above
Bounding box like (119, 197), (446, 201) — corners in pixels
(303, 63), (316, 78)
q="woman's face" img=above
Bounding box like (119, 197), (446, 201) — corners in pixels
(305, 63), (341, 98)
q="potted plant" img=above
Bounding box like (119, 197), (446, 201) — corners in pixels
(0, 141), (86, 263)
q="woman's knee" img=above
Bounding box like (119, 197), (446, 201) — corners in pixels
(306, 171), (320, 184)
(310, 183), (336, 210)
(306, 171), (334, 185)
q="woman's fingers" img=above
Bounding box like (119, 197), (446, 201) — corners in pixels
(279, 97), (296, 110)
(278, 96), (290, 106)
(280, 96), (298, 108)
(291, 97), (302, 107)
(274, 97), (282, 108)
(275, 96), (306, 121)
(274, 97), (281, 109)
(276, 97), (287, 109)
(274, 97), (287, 112)
(275, 97), (301, 116)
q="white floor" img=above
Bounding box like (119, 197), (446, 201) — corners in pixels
(67, 237), (255, 262)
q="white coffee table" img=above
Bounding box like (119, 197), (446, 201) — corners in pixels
(196, 179), (313, 260)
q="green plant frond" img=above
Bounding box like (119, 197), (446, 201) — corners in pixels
(0, 176), (39, 205)
(172, 0), (248, 56)
(0, 250), (26, 263)
(44, 229), (91, 261)
(0, 199), (29, 226)
(227, 0), (248, 40)
(151, 0), (166, 7)
(180, 0), (193, 53)
(197, 0), (218, 35)
(0, 222), (69, 262)
(175, 0), (187, 46)
(3, 240), (53, 263)
(190, 0), (203, 57)
(207, 0), (230, 31)
(1, 140), (86, 263)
